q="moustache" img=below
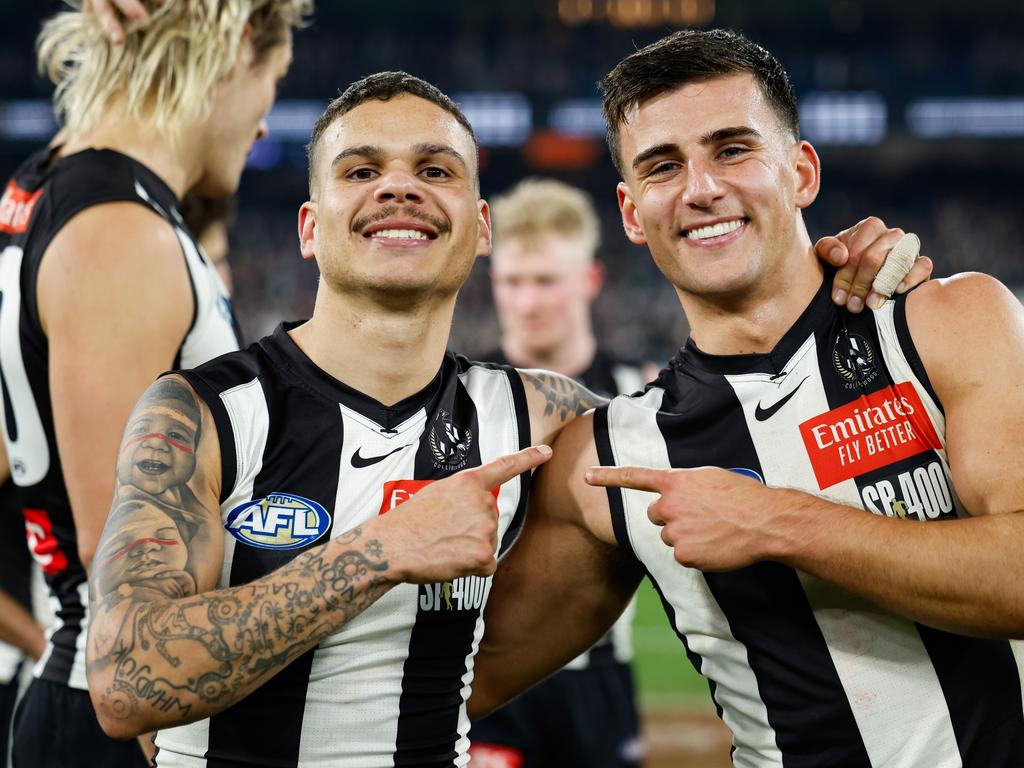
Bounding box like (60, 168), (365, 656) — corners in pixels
(352, 206), (451, 236)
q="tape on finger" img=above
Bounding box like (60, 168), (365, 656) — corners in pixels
(871, 233), (920, 298)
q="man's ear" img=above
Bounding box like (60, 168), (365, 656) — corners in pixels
(617, 182), (647, 246)
(298, 201), (317, 261)
(475, 199), (492, 258)
(794, 140), (821, 210)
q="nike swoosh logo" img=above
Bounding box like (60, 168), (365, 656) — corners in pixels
(351, 444), (413, 468)
(754, 376), (809, 421)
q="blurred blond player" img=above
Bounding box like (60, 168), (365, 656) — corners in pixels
(473, 179), (645, 767)
(0, 2), (309, 765)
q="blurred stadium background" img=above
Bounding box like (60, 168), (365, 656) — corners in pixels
(2, 1), (1021, 764)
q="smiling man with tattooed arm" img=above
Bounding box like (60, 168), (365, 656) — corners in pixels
(84, 67), (921, 767)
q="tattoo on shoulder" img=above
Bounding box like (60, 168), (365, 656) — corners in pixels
(521, 371), (607, 423)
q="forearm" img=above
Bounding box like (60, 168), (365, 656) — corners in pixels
(87, 525), (393, 737)
(770, 489), (1024, 637)
(0, 589), (45, 659)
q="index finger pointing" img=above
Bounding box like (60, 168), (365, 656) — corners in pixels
(585, 466), (669, 492)
(469, 445), (553, 488)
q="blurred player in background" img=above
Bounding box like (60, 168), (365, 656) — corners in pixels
(182, 194), (237, 291)
(472, 178), (645, 768)
(0, 1), (309, 765)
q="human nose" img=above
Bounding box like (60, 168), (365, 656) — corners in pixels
(373, 167), (424, 205)
(256, 118), (269, 142)
(681, 158), (724, 208)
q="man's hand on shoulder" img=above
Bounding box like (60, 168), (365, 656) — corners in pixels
(816, 217), (933, 312)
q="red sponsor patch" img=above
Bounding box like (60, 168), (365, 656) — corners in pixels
(0, 181), (42, 234)
(467, 743), (524, 768)
(379, 479), (434, 514)
(24, 507), (68, 575)
(378, 479), (500, 515)
(800, 382), (942, 489)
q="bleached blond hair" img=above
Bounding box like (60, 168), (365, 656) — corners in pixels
(38, 0), (312, 139)
(491, 178), (601, 261)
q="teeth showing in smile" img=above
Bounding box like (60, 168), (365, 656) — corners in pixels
(686, 219), (744, 240)
(371, 229), (429, 240)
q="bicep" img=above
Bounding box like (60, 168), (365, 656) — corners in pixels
(40, 204), (193, 565)
(907, 274), (1024, 517)
(91, 375), (224, 605)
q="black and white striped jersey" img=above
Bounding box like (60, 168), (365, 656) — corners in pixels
(0, 147), (240, 690)
(595, 278), (1024, 766)
(156, 324), (531, 767)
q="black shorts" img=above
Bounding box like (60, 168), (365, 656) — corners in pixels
(12, 677), (150, 768)
(0, 671), (21, 765)
(469, 658), (643, 768)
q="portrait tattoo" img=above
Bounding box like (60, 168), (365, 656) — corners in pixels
(88, 378), (392, 726)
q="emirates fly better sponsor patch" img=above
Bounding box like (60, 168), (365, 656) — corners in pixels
(799, 382), (942, 490)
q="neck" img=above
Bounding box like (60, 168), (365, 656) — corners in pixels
(59, 103), (202, 199)
(682, 243), (824, 356)
(501, 330), (597, 378)
(290, 286), (457, 405)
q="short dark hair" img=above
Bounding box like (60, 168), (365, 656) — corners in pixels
(306, 71), (478, 193)
(599, 29), (799, 176)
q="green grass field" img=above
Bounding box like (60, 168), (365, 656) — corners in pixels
(632, 578), (714, 711)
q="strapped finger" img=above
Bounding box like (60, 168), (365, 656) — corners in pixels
(871, 233), (920, 299)
(585, 465), (668, 492)
(470, 445), (552, 489)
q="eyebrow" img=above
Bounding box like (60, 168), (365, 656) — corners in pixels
(630, 126), (763, 171)
(329, 143), (469, 172)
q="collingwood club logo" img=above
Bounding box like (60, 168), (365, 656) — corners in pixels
(429, 409), (472, 471)
(833, 331), (877, 389)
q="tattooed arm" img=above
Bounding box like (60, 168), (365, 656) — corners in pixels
(87, 375), (551, 738)
(518, 369), (607, 447)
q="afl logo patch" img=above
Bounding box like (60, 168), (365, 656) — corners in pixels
(225, 493), (331, 550)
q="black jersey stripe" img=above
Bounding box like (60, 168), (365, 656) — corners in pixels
(656, 383), (873, 767)
(177, 370), (238, 505)
(916, 625), (1024, 765)
(393, 371), (482, 767)
(593, 404), (634, 557)
(892, 291), (943, 413)
(205, 376), (344, 768)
